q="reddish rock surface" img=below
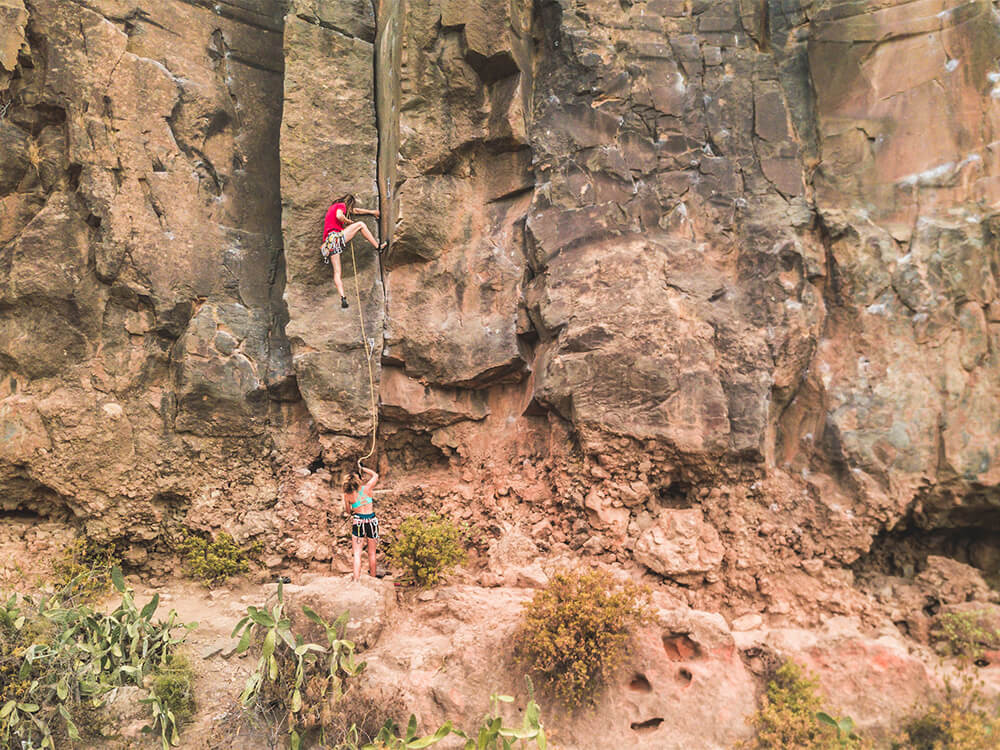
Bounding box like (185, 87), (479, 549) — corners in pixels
(1, 0), (999, 745)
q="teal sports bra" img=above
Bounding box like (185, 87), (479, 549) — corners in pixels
(351, 487), (372, 510)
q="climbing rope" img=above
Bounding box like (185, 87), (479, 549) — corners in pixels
(348, 238), (379, 473)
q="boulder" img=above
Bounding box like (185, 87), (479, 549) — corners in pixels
(634, 509), (724, 583)
(282, 576), (396, 649)
(567, 607), (756, 749)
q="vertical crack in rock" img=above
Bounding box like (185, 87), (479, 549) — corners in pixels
(373, 0), (399, 358)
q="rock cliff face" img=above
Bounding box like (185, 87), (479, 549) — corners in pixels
(2, 0), (1000, 744)
(0, 0), (301, 544)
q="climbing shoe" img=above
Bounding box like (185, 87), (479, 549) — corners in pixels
(341, 296), (349, 309)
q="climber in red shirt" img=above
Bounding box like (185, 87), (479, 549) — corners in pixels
(321, 194), (386, 308)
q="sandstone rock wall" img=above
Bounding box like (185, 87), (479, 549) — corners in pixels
(1, 0), (999, 722)
(281, 0), (384, 447)
(0, 0), (297, 540)
(339, 0), (998, 591)
(2, 0), (1000, 744)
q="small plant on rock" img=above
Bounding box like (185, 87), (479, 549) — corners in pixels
(741, 662), (866, 749)
(385, 514), (467, 587)
(176, 529), (261, 586)
(148, 651), (196, 729)
(893, 651), (1000, 750)
(895, 693), (1000, 750)
(512, 568), (650, 709)
(932, 610), (1000, 665)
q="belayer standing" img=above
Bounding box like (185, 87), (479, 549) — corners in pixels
(342, 466), (380, 581)
(321, 194), (386, 309)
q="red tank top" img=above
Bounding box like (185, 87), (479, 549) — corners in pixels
(323, 202), (347, 239)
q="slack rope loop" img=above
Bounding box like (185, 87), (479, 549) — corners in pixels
(349, 239), (379, 471)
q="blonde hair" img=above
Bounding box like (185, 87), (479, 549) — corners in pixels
(342, 471), (360, 493)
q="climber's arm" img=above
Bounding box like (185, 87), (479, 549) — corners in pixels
(361, 466), (379, 492)
(354, 207), (380, 218)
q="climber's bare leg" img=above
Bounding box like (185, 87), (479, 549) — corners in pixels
(331, 254), (346, 298)
(367, 538), (377, 577)
(351, 535), (363, 582)
(341, 221), (382, 250)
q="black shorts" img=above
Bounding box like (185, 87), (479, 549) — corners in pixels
(351, 513), (379, 539)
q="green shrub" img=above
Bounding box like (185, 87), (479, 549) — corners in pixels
(933, 611), (1000, 664)
(513, 569), (650, 709)
(151, 651), (196, 728)
(51, 535), (121, 603)
(385, 515), (466, 587)
(742, 662), (865, 749)
(176, 530), (261, 586)
(894, 672), (1000, 750)
(0, 567), (197, 749)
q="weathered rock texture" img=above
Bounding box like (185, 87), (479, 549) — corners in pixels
(0, 0), (305, 542)
(3, 0), (1000, 744)
(280, 0), (384, 443)
(355, 0), (1000, 609)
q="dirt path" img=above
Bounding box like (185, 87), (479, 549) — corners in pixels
(129, 576), (282, 749)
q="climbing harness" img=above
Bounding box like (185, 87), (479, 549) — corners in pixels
(348, 238), (379, 474)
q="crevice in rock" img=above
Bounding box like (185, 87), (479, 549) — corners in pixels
(380, 426), (449, 471)
(0, 473), (79, 521)
(662, 633), (701, 661)
(294, 13), (365, 42)
(628, 673), (653, 692)
(208, 29), (242, 132)
(657, 481), (693, 509)
(854, 502), (1000, 587)
(630, 717), (664, 733)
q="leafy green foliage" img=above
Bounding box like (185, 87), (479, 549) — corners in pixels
(0, 567), (196, 749)
(338, 688), (546, 750)
(451, 689), (547, 750)
(176, 530), (261, 586)
(233, 583), (365, 749)
(816, 712), (863, 748)
(512, 569), (650, 708)
(933, 611), (1000, 665)
(385, 515), (467, 587)
(741, 662), (866, 749)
